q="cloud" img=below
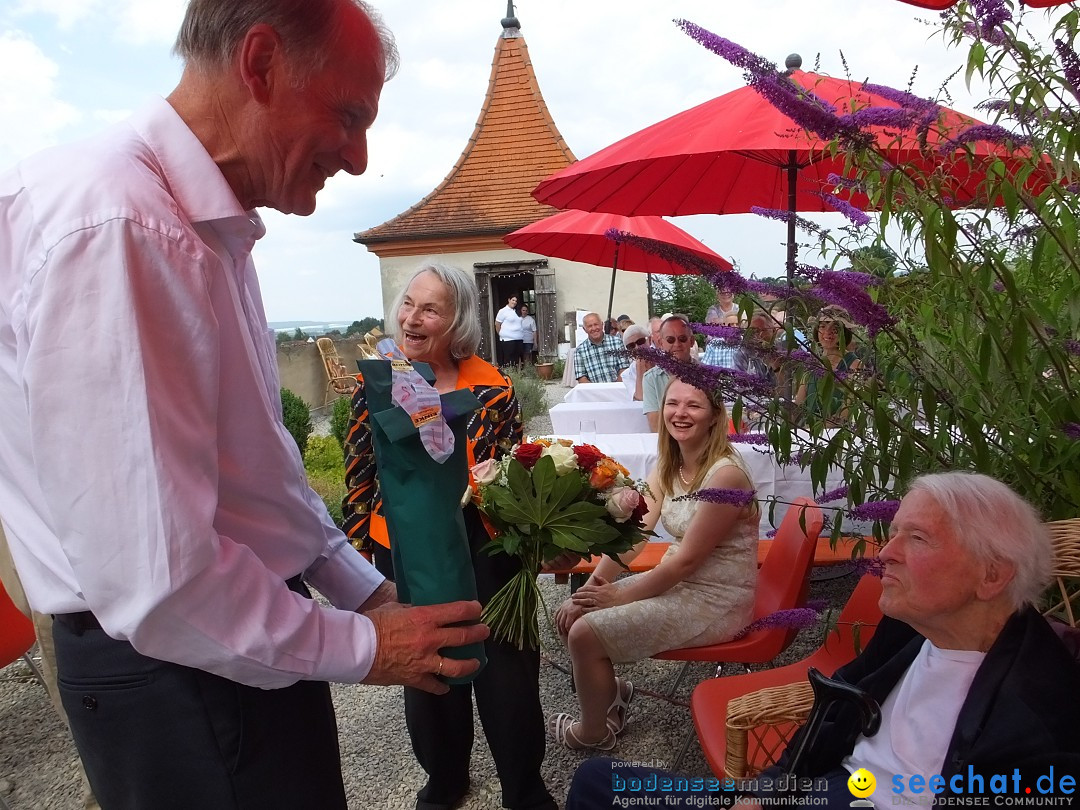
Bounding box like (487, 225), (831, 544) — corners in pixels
(0, 30), (82, 164)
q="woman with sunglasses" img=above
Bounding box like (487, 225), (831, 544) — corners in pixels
(548, 378), (757, 751)
(641, 315), (695, 432)
(619, 323), (652, 401)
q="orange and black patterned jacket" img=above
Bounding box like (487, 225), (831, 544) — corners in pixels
(341, 355), (522, 554)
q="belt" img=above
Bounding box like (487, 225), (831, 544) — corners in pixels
(54, 574), (308, 636)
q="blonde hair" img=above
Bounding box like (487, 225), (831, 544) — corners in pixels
(654, 379), (740, 499)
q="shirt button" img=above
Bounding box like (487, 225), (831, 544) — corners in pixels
(82, 695), (98, 711)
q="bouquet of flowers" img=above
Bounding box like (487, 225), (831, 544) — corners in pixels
(470, 439), (653, 649)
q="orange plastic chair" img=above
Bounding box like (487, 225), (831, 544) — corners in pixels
(690, 574), (883, 778)
(654, 496), (824, 668)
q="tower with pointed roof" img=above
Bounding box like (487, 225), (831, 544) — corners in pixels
(355, 5), (647, 363)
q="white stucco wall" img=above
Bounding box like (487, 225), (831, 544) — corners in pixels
(372, 247), (650, 343)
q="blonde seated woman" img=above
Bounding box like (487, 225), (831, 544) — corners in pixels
(550, 379), (759, 751)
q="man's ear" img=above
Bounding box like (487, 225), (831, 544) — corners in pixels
(237, 23), (284, 103)
(976, 556), (1016, 602)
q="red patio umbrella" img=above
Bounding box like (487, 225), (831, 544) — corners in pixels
(532, 61), (1032, 280)
(504, 209), (732, 320)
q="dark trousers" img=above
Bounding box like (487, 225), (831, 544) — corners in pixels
(383, 506), (554, 810)
(52, 590), (346, 810)
(499, 339), (524, 367)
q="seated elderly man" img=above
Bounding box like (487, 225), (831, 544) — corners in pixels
(641, 315), (696, 431)
(619, 323), (651, 401)
(576, 312), (628, 384)
(565, 472), (1080, 808)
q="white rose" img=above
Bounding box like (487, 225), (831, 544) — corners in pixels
(541, 443), (578, 476)
(605, 486), (641, 523)
(471, 458), (501, 486)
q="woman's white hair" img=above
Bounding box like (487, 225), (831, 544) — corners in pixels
(390, 262), (481, 361)
(908, 472), (1052, 610)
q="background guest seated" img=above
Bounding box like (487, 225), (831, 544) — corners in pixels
(619, 323), (652, 401)
(576, 312), (629, 384)
(549, 380), (757, 752)
(642, 315), (695, 431)
(564, 472), (1080, 808)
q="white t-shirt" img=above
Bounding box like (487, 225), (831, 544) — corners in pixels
(496, 305), (524, 340)
(843, 640), (985, 808)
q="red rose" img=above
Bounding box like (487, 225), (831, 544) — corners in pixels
(631, 495), (650, 523)
(572, 444), (605, 470)
(514, 443), (543, 470)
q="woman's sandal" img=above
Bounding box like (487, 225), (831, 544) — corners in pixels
(547, 712), (616, 751)
(606, 677), (635, 736)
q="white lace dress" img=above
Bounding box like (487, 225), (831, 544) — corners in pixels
(581, 454), (758, 663)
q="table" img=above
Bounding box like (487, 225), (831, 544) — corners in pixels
(563, 382), (628, 404)
(549, 400), (650, 435)
(540, 432), (850, 538)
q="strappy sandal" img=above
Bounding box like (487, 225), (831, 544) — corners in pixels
(606, 677), (635, 736)
(547, 712), (616, 751)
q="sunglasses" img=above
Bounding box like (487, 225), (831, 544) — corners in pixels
(664, 335), (691, 345)
(628, 337), (648, 347)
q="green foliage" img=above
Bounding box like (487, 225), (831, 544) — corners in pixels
(345, 317), (384, 337)
(503, 366), (548, 426)
(303, 435), (346, 526)
(280, 387), (312, 456)
(292, 327), (308, 341)
(330, 395), (351, 448)
(732, 6), (1080, 525)
(275, 330), (292, 344)
(552, 358), (566, 379)
(650, 274), (717, 322)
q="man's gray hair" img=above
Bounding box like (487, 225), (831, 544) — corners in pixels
(390, 263), (481, 361)
(908, 472), (1052, 610)
(174, 0), (400, 81)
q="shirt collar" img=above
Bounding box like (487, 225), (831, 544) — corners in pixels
(128, 96), (264, 241)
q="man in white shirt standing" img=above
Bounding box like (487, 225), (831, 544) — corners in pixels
(0, 2), (486, 808)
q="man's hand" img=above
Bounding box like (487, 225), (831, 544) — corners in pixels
(362, 600), (488, 694)
(540, 551), (582, 573)
(356, 580), (397, 612)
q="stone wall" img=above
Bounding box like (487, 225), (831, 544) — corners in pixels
(276, 337), (364, 410)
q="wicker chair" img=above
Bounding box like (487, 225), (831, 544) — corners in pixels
(1044, 517), (1080, 627)
(316, 337), (358, 405)
(699, 516), (1080, 780)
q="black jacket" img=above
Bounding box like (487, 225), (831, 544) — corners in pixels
(770, 607), (1080, 800)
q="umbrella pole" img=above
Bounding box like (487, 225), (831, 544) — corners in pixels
(786, 150), (797, 285)
(607, 244), (619, 322)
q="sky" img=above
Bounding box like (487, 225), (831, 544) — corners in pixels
(0, 0), (1043, 322)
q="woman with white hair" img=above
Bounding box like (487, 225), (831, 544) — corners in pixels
(565, 471), (1080, 808)
(342, 263), (556, 810)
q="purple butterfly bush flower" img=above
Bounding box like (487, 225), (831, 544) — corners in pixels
(750, 206), (827, 237)
(693, 323), (744, 343)
(673, 19), (775, 77)
(855, 557), (886, 578)
(729, 433), (772, 446)
(859, 83), (940, 118)
(787, 349), (829, 378)
(963, 21), (1008, 47)
(765, 528), (778, 539)
(811, 192), (871, 227)
(1055, 39), (1080, 102)
(801, 269), (897, 338)
(674, 488), (758, 508)
(733, 607), (822, 640)
(1064, 339), (1080, 356)
(839, 106), (921, 131)
(1064, 423), (1080, 440)
(940, 124), (1031, 155)
(819, 485), (850, 504)
(827, 173), (866, 193)
(796, 266), (882, 288)
(847, 500), (902, 523)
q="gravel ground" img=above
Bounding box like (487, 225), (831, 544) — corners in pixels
(0, 380), (858, 809)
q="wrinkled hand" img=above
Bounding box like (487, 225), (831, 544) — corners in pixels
(554, 597), (584, 637)
(540, 551), (582, 573)
(362, 600), (488, 694)
(571, 576), (621, 612)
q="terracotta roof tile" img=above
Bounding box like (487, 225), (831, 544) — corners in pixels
(356, 25), (575, 247)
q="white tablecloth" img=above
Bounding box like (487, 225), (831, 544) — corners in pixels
(542, 431), (849, 538)
(549, 400), (650, 435)
(563, 382), (628, 404)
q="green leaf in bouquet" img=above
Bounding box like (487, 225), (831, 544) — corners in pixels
(487, 485), (538, 525)
(549, 467), (586, 513)
(529, 455), (557, 512)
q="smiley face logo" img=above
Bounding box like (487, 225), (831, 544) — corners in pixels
(847, 768), (876, 798)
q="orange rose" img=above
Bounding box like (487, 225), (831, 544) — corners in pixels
(589, 464), (617, 490)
